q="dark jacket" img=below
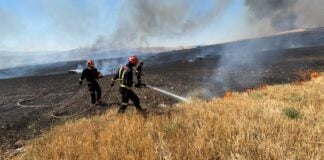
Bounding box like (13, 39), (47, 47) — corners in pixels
(80, 68), (102, 84)
(113, 63), (134, 88)
(136, 63), (143, 76)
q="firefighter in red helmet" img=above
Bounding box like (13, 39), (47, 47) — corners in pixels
(111, 55), (146, 113)
(79, 60), (104, 105)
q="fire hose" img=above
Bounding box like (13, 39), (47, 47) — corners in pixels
(50, 85), (114, 119)
(16, 67), (187, 118)
(112, 78), (189, 102)
(16, 85), (81, 108)
(16, 78), (116, 119)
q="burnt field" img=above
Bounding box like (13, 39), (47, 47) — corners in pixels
(0, 46), (324, 155)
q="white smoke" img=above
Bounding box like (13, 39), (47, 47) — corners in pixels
(2, 0), (324, 80)
(92, 0), (230, 49)
(244, 0), (324, 32)
(0, 9), (25, 48)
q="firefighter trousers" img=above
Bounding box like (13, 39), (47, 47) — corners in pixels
(118, 87), (143, 113)
(88, 83), (102, 104)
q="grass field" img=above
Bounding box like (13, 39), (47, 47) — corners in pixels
(15, 73), (323, 160)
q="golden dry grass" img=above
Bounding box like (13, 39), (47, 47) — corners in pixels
(16, 73), (324, 160)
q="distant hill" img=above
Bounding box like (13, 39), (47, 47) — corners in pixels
(0, 46), (188, 70)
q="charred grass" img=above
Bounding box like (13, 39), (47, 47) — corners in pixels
(14, 73), (324, 160)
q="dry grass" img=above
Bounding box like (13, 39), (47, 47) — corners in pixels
(16, 73), (324, 160)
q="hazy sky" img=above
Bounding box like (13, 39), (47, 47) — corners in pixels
(1, 0), (323, 52)
(0, 0), (250, 52)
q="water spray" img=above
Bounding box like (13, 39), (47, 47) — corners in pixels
(146, 85), (189, 102)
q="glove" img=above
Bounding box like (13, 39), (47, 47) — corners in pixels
(141, 83), (146, 87)
(79, 80), (82, 86)
(97, 72), (103, 78)
(110, 82), (114, 87)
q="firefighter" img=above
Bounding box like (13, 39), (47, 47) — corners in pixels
(111, 55), (146, 113)
(79, 60), (103, 105)
(135, 60), (145, 87)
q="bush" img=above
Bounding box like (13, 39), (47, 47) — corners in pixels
(283, 107), (300, 119)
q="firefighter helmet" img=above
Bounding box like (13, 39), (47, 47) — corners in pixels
(87, 60), (95, 67)
(128, 55), (139, 65)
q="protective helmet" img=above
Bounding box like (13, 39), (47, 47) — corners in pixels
(128, 55), (139, 65)
(86, 60), (95, 67)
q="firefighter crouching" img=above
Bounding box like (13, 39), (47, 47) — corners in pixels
(111, 55), (146, 113)
(79, 60), (104, 105)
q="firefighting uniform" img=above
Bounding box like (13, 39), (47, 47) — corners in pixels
(80, 68), (102, 104)
(112, 63), (144, 113)
(136, 62), (143, 85)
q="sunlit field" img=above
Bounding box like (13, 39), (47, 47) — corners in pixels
(16, 73), (323, 160)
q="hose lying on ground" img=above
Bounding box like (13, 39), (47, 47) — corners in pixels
(50, 85), (114, 119)
(16, 85), (79, 108)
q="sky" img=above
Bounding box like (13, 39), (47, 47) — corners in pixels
(0, 0), (249, 52)
(1, 0), (323, 52)
(0, 0), (116, 52)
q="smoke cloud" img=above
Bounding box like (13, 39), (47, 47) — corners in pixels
(245, 0), (297, 31)
(244, 0), (324, 32)
(196, 0), (324, 98)
(294, 0), (324, 28)
(2, 0), (324, 80)
(2, 0), (324, 51)
(93, 0), (324, 50)
(0, 9), (24, 45)
(39, 0), (106, 39)
(93, 0), (230, 49)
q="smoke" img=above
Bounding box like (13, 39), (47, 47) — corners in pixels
(245, 0), (297, 31)
(2, 0), (324, 80)
(198, 0), (324, 98)
(210, 42), (264, 95)
(244, 0), (324, 32)
(294, 0), (324, 27)
(0, 9), (24, 46)
(93, 0), (230, 49)
(3, 0), (323, 50)
(93, 0), (324, 51)
(38, 0), (105, 39)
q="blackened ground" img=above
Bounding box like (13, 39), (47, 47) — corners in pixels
(0, 46), (323, 155)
